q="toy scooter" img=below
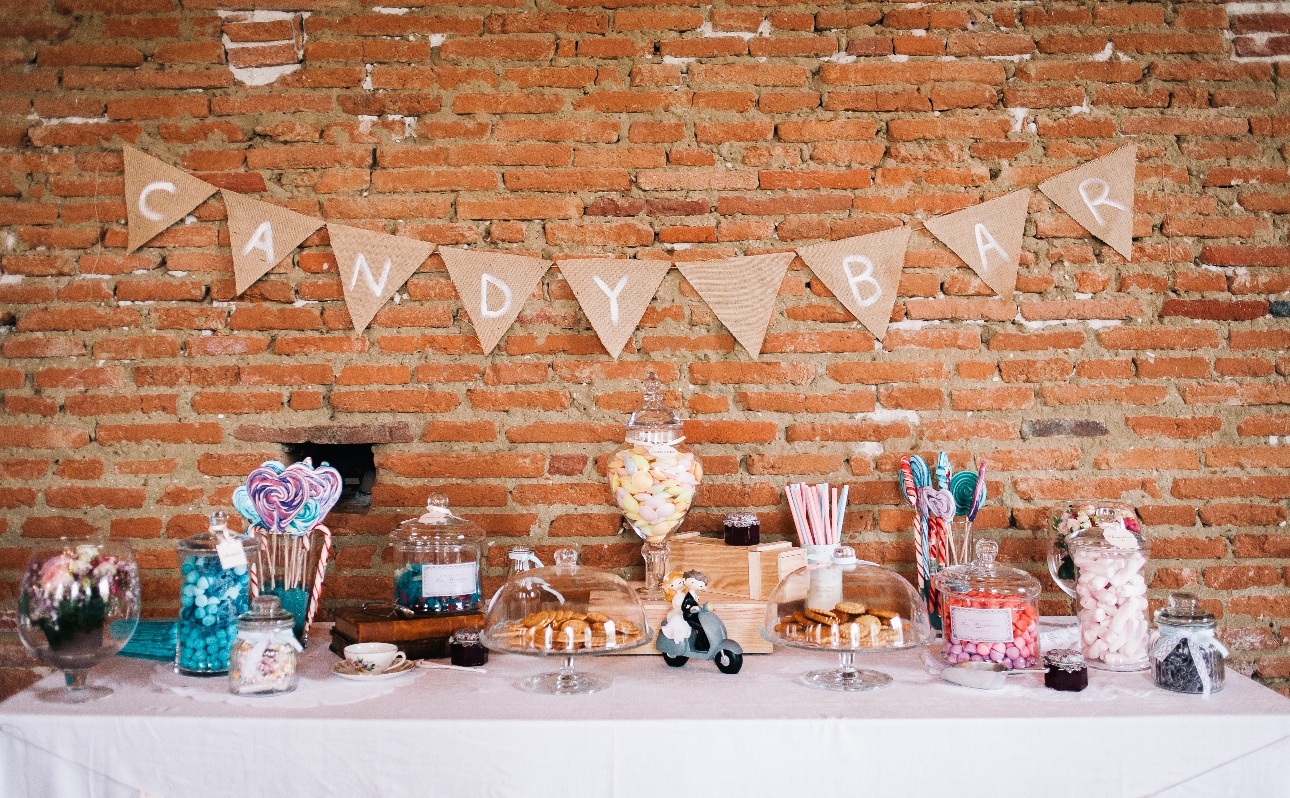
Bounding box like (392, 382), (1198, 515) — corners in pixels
(656, 572), (743, 674)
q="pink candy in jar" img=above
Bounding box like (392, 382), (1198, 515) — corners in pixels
(1068, 514), (1150, 671)
(933, 539), (1042, 670)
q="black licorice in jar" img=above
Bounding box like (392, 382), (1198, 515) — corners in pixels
(1151, 592), (1225, 695)
(1043, 648), (1088, 692)
(723, 512), (760, 547)
(449, 627), (489, 667)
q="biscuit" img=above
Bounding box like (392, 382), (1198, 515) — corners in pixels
(586, 611), (610, 624)
(834, 601), (867, 617)
(804, 608), (841, 625)
(869, 608), (899, 620)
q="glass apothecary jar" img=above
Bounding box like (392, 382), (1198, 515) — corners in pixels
(1070, 515), (1151, 671)
(1048, 500), (1140, 597)
(482, 548), (651, 694)
(934, 539), (1041, 670)
(607, 371), (702, 599)
(1151, 592), (1227, 695)
(177, 511), (259, 676)
(760, 546), (934, 691)
(229, 595), (301, 696)
(390, 495), (484, 615)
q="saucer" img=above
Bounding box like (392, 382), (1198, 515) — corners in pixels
(331, 659), (416, 681)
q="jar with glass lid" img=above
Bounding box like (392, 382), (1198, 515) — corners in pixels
(934, 538), (1041, 670)
(390, 495), (484, 615)
(606, 371), (702, 599)
(176, 511), (259, 676)
(228, 594), (301, 695)
(1151, 592), (1227, 695)
(1068, 513), (1150, 671)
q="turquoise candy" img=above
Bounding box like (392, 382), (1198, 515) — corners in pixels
(176, 553), (249, 675)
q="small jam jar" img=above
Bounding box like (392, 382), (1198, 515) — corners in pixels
(390, 495), (484, 615)
(1044, 648), (1088, 692)
(933, 538), (1041, 670)
(228, 595), (301, 696)
(449, 627), (489, 667)
(723, 512), (760, 547)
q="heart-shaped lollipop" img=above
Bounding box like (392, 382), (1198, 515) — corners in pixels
(285, 459), (342, 535)
(244, 461), (311, 535)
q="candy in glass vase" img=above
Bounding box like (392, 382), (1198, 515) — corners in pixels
(606, 371), (702, 599)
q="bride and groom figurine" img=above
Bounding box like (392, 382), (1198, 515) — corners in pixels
(657, 570), (743, 675)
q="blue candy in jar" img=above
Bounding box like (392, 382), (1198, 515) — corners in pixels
(176, 512), (258, 676)
(390, 495), (483, 616)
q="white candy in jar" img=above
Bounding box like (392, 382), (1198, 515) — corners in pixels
(1072, 549), (1149, 669)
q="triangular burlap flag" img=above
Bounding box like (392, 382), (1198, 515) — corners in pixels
(923, 189), (1031, 298)
(559, 258), (670, 359)
(124, 145), (218, 253)
(677, 252), (794, 360)
(1039, 145), (1137, 261)
(795, 227), (911, 342)
(440, 247), (551, 355)
(223, 190), (323, 295)
(326, 223), (433, 335)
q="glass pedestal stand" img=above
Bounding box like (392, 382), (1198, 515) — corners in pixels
(799, 651), (893, 692)
(37, 668), (113, 704)
(519, 655), (610, 695)
(638, 537), (669, 600)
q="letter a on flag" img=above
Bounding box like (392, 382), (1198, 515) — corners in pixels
(439, 247), (551, 355)
(1039, 144), (1136, 261)
(223, 191), (323, 295)
(326, 223), (432, 335)
(795, 226), (911, 342)
(923, 189), (1031, 298)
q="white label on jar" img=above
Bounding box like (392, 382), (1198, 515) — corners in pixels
(421, 562), (478, 598)
(216, 538), (247, 570)
(1101, 520), (1137, 549)
(949, 606), (1014, 644)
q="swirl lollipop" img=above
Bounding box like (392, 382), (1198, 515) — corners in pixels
(245, 463), (310, 535)
(949, 471), (979, 518)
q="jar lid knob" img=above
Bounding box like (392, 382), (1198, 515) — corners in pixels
(973, 537), (998, 567)
(208, 510), (229, 532)
(1167, 592), (1198, 615)
(641, 370), (663, 410)
(252, 595), (281, 615)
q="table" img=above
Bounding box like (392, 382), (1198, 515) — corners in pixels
(2, 623), (1288, 798)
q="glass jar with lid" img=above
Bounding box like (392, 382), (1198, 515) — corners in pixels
(228, 594), (301, 695)
(760, 546), (934, 691)
(176, 511), (259, 676)
(390, 495), (484, 615)
(606, 371), (702, 599)
(1151, 592), (1227, 695)
(482, 548), (651, 694)
(934, 538), (1041, 670)
(1069, 512), (1150, 671)
(1048, 500), (1140, 598)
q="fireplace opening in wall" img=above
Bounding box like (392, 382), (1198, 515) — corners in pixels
(282, 443), (376, 511)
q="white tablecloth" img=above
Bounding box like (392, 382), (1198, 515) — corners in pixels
(2, 623), (1288, 798)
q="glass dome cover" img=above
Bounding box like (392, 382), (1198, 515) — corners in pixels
(390, 494), (484, 548)
(482, 548), (651, 694)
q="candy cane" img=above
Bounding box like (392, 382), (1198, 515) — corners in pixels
(898, 458), (926, 597)
(248, 525), (267, 600)
(303, 524), (332, 633)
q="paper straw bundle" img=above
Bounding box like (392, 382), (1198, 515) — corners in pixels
(784, 482), (849, 548)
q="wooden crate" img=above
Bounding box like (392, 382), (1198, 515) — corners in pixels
(606, 586), (773, 655)
(667, 533), (806, 600)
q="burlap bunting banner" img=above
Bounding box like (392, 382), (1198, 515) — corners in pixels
(923, 189), (1031, 298)
(559, 258), (670, 359)
(223, 190), (323, 295)
(795, 227), (911, 342)
(1039, 144), (1137, 261)
(326, 223), (433, 336)
(677, 252), (795, 360)
(440, 247), (551, 355)
(124, 145), (218, 253)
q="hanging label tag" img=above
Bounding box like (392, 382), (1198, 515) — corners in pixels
(217, 537), (248, 570)
(1101, 520), (1137, 549)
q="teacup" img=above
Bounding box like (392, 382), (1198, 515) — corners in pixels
(344, 643), (407, 673)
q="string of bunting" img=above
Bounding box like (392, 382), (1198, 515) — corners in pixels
(122, 143), (1138, 357)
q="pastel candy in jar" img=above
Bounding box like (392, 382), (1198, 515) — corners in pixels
(933, 538), (1042, 670)
(608, 446), (701, 543)
(1070, 516), (1150, 671)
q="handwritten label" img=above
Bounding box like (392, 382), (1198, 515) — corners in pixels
(421, 561), (478, 598)
(949, 606), (1013, 644)
(216, 537), (248, 570)
(1101, 520), (1137, 549)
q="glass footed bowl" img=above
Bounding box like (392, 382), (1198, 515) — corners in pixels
(760, 547), (933, 692)
(482, 548), (652, 694)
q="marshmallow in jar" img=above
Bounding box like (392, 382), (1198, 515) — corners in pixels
(934, 538), (1042, 670)
(607, 372), (701, 544)
(1069, 516), (1151, 671)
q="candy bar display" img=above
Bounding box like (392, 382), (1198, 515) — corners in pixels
(934, 539), (1042, 670)
(1069, 514), (1151, 671)
(229, 595), (301, 696)
(390, 495), (484, 615)
(760, 546), (933, 691)
(1151, 592), (1227, 696)
(607, 371), (701, 599)
(482, 548), (651, 694)
(177, 512), (259, 676)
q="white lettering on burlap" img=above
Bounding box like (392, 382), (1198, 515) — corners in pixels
(1077, 177), (1128, 228)
(973, 223), (1010, 271)
(841, 255), (882, 308)
(592, 274), (629, 325)
(480, 273), (513, 319)
(138, 181), (177, 222)
(350, 252), (392, 296)
(243, 220), (275, 265)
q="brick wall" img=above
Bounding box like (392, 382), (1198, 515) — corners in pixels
(2, 0), (1289, 696)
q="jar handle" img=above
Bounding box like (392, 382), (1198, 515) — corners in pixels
(1047, 523), (1078, 600)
